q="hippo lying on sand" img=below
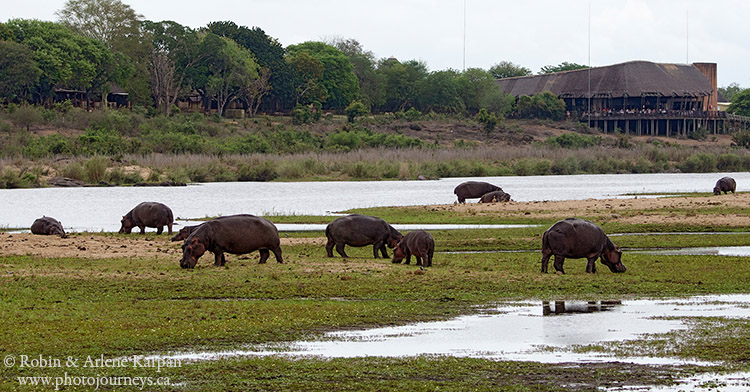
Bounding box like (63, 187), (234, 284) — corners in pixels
(180, 214), (283, 268)
(541, 218), (625, 274)
(713, 177), (736, 195)
(454, 181), (502, 204)
(326, 214), (402, 258)
(392, 230), (434, 267)
(120, 202), (174, 235)
(478, 190), (511, 203)
(31, 216), (67, 238)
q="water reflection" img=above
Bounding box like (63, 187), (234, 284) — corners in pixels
(542, 300), (622, 315)
(152, 294), (750, 366)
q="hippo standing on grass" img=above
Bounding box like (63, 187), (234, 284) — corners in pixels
(180, 214), (283, 268)
(31, 216), (67, 238)
(713, 177), (736, 195)
(392, 230), (434, 267)
(541, 218), (625, 274)
(479, 190), (511, 203)
(454, 181), (502, 204)
(119, 202), (174, 235)
(325, 214), (403, 258)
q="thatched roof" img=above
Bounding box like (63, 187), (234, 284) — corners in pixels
(496, 61), (712, 99)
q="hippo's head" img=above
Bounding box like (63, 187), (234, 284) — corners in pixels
(391, 242), (407, 263)
(180, 236), (206, 269)
(601, 245), (626, 273)
(171, 226), (193, 242)
(713, 186), (722, 195)
(499, 193), (511, 202)
(119, 215), (135, 234)
(50, 226), (67, 238)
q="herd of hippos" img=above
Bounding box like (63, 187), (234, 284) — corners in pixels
(29, 176), (737, 274)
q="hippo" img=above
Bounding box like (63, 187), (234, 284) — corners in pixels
(180, 214), (283, 268)
(453, 181), (502, 204)
(713, 177), (736, 195)
(30, 216), (67, 238)
(391, 230), (435, 267)
(325, 214), (403, 258)
(478, 190), (511, 203)
(171, 225), (199, 242)
(119, 202), (174, 235)
(540, 218), (625, 274)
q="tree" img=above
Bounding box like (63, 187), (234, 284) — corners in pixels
(286, 42), (360, 110)
(375, 58), (428, 112)
(727, 89), (750, 117)
(56, 0), (142, 50)
(456, 68), (514, 116)
(4, 19), (122, 107)
(415, 70), (463, 114)
(192, 34), (259, 117)
(287, 50), (327, 105)
(719, 82), (744, 102)
(0, 41), (41, 103)
(476, 108), (498, 137)
(517, 92), (566, 120)
(539, 62), (589, 74)
(328, 37), (380, 109)
(206, 21), (296, 112)
(489, 61), (532, 79)
(142, 20), (203, 115)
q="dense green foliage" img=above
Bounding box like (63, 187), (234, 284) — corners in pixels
(728, 88), (750, 117)
(539, 61), (590, 74)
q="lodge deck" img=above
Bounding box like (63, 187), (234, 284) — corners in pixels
(583, 111), (750, 136)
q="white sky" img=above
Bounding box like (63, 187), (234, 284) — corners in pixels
(4, 0), (750, 87)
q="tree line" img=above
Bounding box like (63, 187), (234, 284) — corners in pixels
(0, 0), (585, 121)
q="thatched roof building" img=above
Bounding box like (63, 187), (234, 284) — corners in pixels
(496, 61), (717, 113)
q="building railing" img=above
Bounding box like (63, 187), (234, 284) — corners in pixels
(582, 110), (727, 119)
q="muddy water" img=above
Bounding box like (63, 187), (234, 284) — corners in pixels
(2, 172), (748, 232)
(155, 294), (750, 366)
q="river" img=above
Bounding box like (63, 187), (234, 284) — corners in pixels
(1, 172), (747, 232)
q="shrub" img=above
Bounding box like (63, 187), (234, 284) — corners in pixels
(345, 101), (369, 122)
(679, 153), (717, 173)
(545, 133), (601, 148)
(404, 107), (422, 122)
(236, 161), (278, 182)
(9, 105), (43, 131)
(291, 104), (312, 125)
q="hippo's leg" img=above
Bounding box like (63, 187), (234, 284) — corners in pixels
(271, 247), (284, 263)
(214, 250), (225, 266)
(553, 255), (566, 274)
(167, 223), (173, 235)
(427, 250), (433, 267)
(373, 241), (383, 258)
(326, 239), (335, 257)
(156, 226), (163, 235)
(258, 249), (270, 264)
(586, 257), (597, 273)
(404, 253), (411, 265)
(139, 225), (146, 234)
(415, 256), (422, 267)
(335, 243), (349, 258)
(379, 242), (389, 258)
(541, 251), (552, 273)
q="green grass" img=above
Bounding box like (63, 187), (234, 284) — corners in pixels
(3, 207), (750, 390)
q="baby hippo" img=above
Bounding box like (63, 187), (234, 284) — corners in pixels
(391, 230), (435, 267)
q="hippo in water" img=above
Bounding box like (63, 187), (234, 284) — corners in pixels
(540, 218), (625, 274)
(120, 202), (174, 235)
(325, 214), (403, 258)
(31, 216), (67, 238)
(478, 190), (511, 203)
(453, 181), (502, 204)
(392, 230), (435, 267)
(180, 214), (283, 268)
(713, 177), (736, 195)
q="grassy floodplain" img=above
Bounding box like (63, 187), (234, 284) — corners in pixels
(2, 194), (750, 391)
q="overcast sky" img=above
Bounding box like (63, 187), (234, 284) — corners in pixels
(5, 0), (750, 87)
